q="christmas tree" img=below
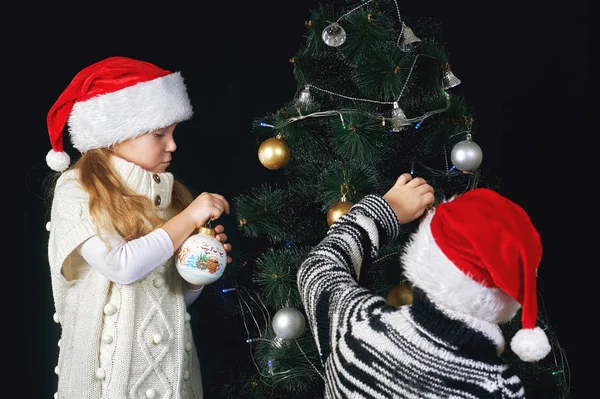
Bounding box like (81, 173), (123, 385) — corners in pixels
(197, 0), (571, 397)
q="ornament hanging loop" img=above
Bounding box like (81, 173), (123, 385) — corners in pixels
(340, 184), (349, 202)
(199, 219), (216, 236)
(340, 170), (356, 202)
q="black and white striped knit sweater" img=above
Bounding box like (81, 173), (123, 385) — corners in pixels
(297, 194), (526, 399)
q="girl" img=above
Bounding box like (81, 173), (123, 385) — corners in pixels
(44, 56), (230, 399)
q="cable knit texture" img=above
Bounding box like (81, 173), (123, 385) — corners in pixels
(47, 156), (203, 399)
(297, 194), (526, 399)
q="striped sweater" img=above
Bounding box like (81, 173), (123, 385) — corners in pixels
(297, 195), (526, 398)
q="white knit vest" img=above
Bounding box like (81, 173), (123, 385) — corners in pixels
(47, 156), (203, 399)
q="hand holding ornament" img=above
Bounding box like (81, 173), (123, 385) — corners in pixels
(183, 192), (230, 229)
(383, 173), (435, 224)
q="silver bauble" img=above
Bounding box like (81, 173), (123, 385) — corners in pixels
(322, 22), (346, 47)
(272, 307), (306, 340)
(451, 137), (483, 172)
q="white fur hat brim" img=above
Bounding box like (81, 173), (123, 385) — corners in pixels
(402, 209), (522, 325)
(402, 206), (550, 362)
(68, 72), (193, 152)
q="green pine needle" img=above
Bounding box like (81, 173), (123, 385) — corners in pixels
(254, 247), (312, 310)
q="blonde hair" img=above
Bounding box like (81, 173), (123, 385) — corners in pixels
(49, 148), (194, 241)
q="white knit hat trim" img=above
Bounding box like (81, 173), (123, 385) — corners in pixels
(68, 72), (193, 153)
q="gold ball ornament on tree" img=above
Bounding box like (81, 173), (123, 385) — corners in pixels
(385, 281), (413, 309)
(327, 199), (353, 226)
(258, 135), (290, 170)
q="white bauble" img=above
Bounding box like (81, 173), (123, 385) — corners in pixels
(176, 227), (227, 285)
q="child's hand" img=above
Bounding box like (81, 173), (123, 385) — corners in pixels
(383, 173), (435, 224)
(214, 224), (233, 264)
(185, 192), (230, 229)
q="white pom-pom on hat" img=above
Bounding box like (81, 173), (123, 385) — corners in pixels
(510, 326), (551, 362)
(46, 149), (71, 172)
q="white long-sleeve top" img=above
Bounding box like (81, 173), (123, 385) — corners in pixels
(47, 156), (204, 399)
(72, 228), (202, 307)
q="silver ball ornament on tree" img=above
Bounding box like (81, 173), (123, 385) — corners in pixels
(322, 22), (346, 47)
(272, 307), (306, 340)
(451, 134), (483, 173)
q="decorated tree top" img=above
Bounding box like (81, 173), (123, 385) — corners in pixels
(237, 0), (489, 248)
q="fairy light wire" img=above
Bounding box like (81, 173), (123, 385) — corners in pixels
(235, 280), (325, 383)
(335, 0), (375, 23)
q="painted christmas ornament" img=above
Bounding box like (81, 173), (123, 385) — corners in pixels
(176, 227), (227, 285)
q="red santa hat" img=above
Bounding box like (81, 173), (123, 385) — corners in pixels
(402, 187), (550, 362)
(46, 56), (193, 172)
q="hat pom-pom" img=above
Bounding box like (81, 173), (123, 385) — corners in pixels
(46, 149), (71, 172)
(510, 326), (551, 362)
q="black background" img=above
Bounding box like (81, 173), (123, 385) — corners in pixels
(26, 1), (588, 397)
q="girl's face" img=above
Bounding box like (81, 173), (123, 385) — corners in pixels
(111, 123), (177, 173)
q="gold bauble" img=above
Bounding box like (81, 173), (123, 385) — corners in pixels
(327, 200), (353, 226)
(258, 137), (290, 170)
(385, 282), (413, 309)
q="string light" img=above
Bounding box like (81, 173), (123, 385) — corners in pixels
(267, 359), (274, 375)
(290, 53), (450, 132)
(289, 0), (456, 133)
